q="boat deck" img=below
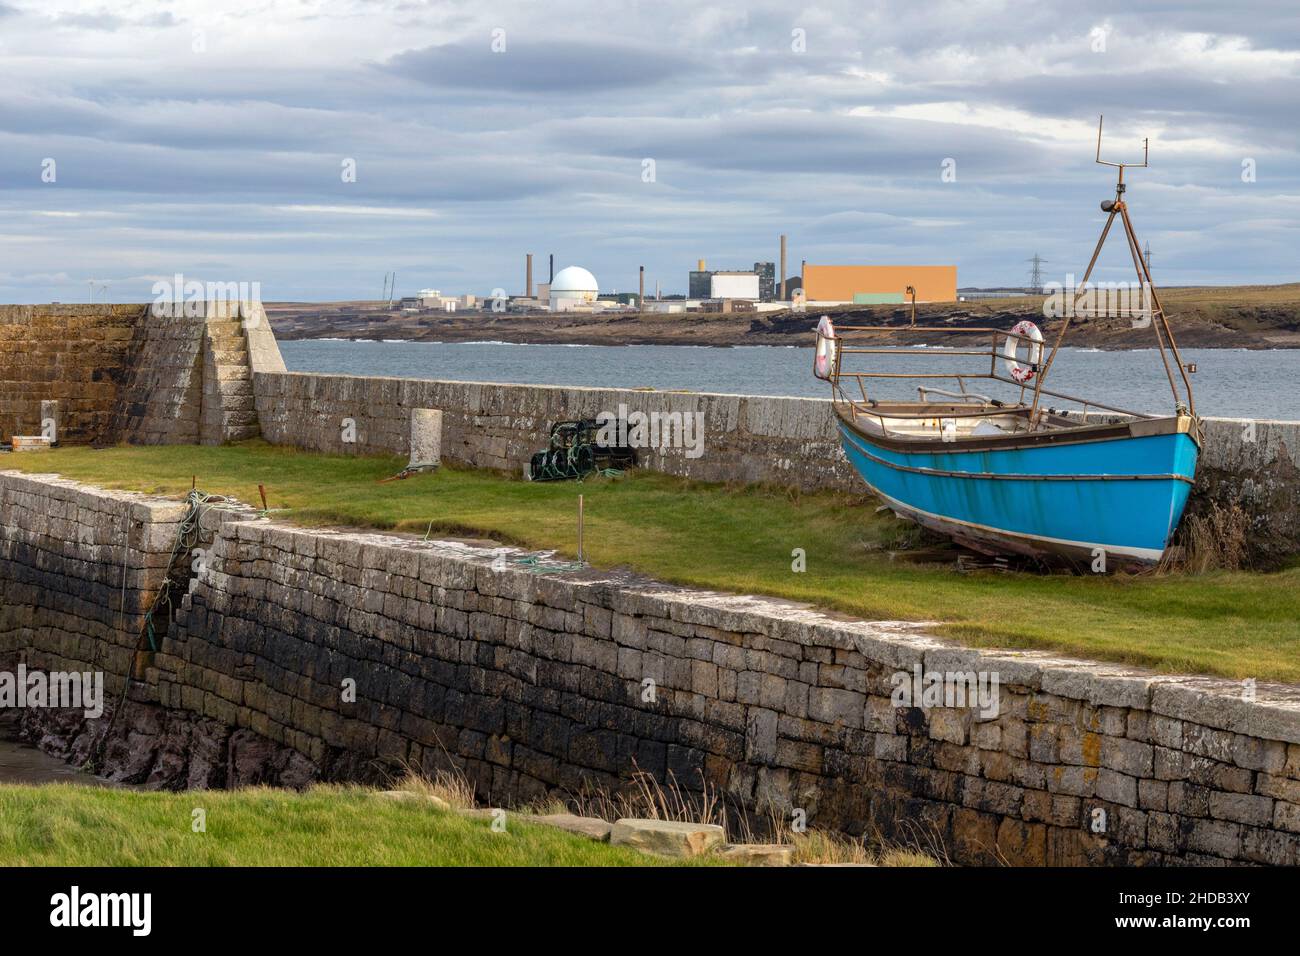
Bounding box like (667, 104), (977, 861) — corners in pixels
(836, 399), (1104, 441)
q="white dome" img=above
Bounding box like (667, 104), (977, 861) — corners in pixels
(551, 266), (599, 294)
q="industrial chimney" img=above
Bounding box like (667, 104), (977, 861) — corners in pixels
(779, 235), (788, 301)
(549, 254), (554, 283)
(526, 254), (533, 298)
(639, 265), (645, 311)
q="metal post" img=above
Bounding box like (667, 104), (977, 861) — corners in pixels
(577, 494), (584, 563)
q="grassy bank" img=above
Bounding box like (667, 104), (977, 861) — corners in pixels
(5, 441), (1299, 682)
(0, 783), (697, 866)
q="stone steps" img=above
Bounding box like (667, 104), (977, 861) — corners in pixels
(200, 314), (260, 444)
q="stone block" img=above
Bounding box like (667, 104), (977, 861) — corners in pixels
(609, 819), (726, 857)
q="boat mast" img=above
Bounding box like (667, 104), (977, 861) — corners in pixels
(1031, 116), (1196, 419)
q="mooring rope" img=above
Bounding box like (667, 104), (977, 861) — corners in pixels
(88, 489), (231, 772)
(508, 555), (587, 575)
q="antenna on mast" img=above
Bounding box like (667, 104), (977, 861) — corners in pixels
(1095, 114), (1148, 191)
(1030, 116), (1195, 418)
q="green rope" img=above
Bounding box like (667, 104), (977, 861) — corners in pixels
(94, 489), (230, 772)
(138, 489), (227, 650)
(510, 555), (587, 575)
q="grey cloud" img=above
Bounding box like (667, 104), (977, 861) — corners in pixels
(384, 39), (707, 93)
(51, 8), (178, 30)
(0, 0), (1296, 304)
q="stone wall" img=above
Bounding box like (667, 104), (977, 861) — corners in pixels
(0, 472), (182, 699)
(4, 470), (1300, 866)
(1191, 418), (1300, 563)
(1, 301), (275, 447)
(0, 305), (142, 445)
(253, 373), (854, 488)
(253, 372), (1300, 561)
(106, 301), (273, 446)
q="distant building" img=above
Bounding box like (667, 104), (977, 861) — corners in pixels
(689, 259), (774, 301)
(701, 298), (756, 313)
(645, 301), (688, 314)
(709, 272), (760, 300)
(803, 265), (957, 304)
(550, 266), (600, 312)
(688, 270), (712, 299)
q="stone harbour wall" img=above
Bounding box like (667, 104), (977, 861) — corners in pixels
(253, 373), (850, 489)
(0, 305), (143, 445)
(4, 470), (1300, 866)
(1, 301), (277, 448)
(252, 372), (1300, 561)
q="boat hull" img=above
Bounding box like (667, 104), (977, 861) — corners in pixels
(836, 416), (1199, 565)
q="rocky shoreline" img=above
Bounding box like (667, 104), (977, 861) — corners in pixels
(266, 286), (1300, 351)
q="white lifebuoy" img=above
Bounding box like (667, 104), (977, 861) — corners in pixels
(1002, 320), (1043, 384)
(814, 316), (837, 380)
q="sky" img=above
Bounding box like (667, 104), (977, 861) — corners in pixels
(0, 0), (1297, 303)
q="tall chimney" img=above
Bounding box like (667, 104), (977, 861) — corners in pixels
(526, 254), (533, 298)
(549, 254), (554, 283)
(698, 258), (706, 272)
(779, 235), (788, 301)
(639, 266), (645, 311)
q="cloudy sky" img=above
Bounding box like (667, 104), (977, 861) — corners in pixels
(1, 0), (1296, 303)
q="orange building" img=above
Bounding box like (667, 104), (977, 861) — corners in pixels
(803, 265), (957, 304)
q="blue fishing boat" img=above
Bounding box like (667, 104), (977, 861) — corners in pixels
(814, 118), (1200, 568)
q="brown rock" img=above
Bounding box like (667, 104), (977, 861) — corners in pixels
(609, 819), (726, 857)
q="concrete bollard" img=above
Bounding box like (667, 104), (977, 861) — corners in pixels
(40, 399), (59, 443)
(408, 408), (442, 471)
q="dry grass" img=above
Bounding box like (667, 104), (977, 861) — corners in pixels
(555, 766), (943, 866)
(564, 768), (728, 830)
(1178, 501), (1253, 573)
(392, 766), (477, 810)
(400, 759), (945, 866)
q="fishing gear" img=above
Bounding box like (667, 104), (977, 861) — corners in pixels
(526, 419), (636, 482)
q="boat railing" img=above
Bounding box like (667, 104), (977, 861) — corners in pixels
(916, 385), (993, 404)
(823, 323), (1153, 424)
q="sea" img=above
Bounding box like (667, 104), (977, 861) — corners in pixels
(279, 340), (1300, 420)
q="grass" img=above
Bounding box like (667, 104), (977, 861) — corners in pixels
(5, 440), (1300, 682)
(548, 768), (942, 865)
(0, 783), (718, 866)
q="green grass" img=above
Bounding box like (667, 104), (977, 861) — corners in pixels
(5, 441), (1300, 682)
(0, 784), (711, 866)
